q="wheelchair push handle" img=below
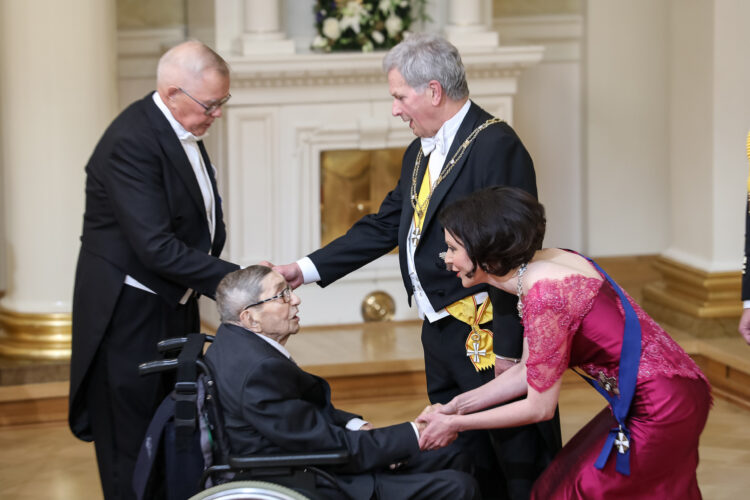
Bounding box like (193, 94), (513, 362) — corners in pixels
(157, 334), (215, 353)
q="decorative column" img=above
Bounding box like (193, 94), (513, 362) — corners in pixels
(0, 0), (118, 359)
(239, 0), (294, 55)
(443, 0), (498, 49)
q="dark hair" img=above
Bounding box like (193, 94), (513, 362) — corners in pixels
(438, 186), (546, 277)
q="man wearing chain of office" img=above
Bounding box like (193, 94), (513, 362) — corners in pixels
(274, 33), (560, 499)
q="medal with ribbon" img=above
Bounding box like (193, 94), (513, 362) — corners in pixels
(446, 296), (495, 371)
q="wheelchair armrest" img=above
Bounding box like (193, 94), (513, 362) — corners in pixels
(228, 449), (350, 469)
(138, 358), (178, 376)
(157, 334), (215, 354)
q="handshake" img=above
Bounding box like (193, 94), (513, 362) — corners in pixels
(414, 400), (461, 452)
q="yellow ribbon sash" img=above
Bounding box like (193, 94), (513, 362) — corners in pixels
(446, 296), (495, 372)
(413, 163), (431, 233)
(412, 153), (495, 371)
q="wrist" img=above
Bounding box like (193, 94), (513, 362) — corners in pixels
(496, 354), (521, 364)
(452, 396), (466, 415)
(447, 414), (461, 433)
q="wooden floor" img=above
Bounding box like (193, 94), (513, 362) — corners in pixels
(1, 371), (749, 499)
(1, 256), (750, 498)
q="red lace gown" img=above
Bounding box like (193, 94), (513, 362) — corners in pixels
(525, 274), (711, 499)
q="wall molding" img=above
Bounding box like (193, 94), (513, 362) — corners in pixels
(493, 14), (583, 63)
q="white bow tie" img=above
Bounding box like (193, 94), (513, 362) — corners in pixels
(420, 133), (446, 156)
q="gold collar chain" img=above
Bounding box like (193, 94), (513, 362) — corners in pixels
(409, 118), (503, 218)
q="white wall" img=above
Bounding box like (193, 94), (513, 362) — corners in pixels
(584, 0), (670, 257)
(495, 14), (583, 251)
(664, 0), (750, 271)
(664, 1), (714, 268)
(710, 0), (750, 270)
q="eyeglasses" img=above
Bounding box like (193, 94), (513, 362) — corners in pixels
(178, 87), (232, 115)
(242, 286), (292, 310)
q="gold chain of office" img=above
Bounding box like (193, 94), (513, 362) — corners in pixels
(410, 118), (504, 219)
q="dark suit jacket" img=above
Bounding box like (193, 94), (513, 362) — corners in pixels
(205, 323), (420, 498)
(69, 93), (239, 440)
(309, 102), (537, 357)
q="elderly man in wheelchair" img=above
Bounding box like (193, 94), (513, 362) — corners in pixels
(140, 265), (481, 500)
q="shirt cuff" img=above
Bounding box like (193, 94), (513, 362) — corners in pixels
(409, 422), (420, 440)
(297, 256), (321, 284)
(345, 418), (369, 430)
(743, 300), (750, 309)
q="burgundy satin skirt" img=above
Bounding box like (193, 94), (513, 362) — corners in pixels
(531, 375), (711, 499)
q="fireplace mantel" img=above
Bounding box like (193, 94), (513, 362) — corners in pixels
(225, 46), (543, 96)
(215, 46), (543, 325)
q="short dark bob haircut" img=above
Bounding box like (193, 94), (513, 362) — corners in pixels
(439, 186), (546, 277)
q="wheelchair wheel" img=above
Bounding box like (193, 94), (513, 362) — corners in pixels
(189, 480), (311, 500)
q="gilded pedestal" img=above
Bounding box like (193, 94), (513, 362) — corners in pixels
(0, 308), (71, 360)
(641, 256), (742, 337)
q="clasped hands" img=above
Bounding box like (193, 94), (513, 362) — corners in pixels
(415, 399), (460, 451)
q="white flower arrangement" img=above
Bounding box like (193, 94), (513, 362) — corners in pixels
(312, 0), (428, 52)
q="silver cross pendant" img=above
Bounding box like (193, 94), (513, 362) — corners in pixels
(466, 342), (486, 363)
(615, 430), (630, 454)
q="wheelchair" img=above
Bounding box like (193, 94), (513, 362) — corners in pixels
(134, 333), (351, 500)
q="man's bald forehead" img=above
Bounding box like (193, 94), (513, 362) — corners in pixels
(157, 40), (229, 88)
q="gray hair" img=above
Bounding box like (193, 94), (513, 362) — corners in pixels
(156, 40), (230, 88)
(215, 266), (273, 324)
(382, 33), (469, 100)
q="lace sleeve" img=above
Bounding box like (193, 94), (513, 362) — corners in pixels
(523, 276), (602, 392)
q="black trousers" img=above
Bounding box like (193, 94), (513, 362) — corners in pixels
(421, 314), (560, 500)
(86, 285), (199, 500)
(309, 443), (480, 500)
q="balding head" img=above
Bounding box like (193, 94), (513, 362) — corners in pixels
(156, 40), (231, 136)
(157, 40), (229, 92)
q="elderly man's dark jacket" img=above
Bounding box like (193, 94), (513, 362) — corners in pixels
(205, 323), (447, 499)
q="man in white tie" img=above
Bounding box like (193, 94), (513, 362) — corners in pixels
(273, 33), (560, 499)
(69, 41), (239, 499)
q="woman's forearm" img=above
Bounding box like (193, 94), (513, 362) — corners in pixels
(454, 361), (528, 414)
(452, 396), (546, 433)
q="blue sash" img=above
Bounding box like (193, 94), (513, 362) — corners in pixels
(581, 257), (642, 476)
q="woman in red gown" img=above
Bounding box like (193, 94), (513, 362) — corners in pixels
(418, 186), (711, 499)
